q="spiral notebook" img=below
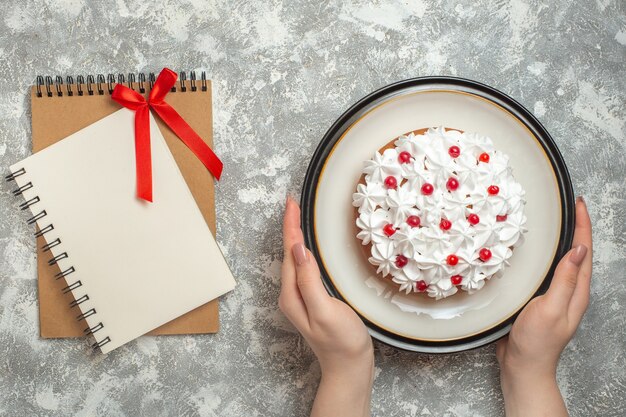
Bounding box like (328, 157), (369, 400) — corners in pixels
(7, 72), (236, 352)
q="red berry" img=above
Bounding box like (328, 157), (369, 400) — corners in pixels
(383, 223), (396, 237)
(479, 152), (490, 163)
(487, 185), (500, 195)
(384, 176), (398, 189)
(416, 280), (428, 292)
(468, 213), (480, 225)
(496, 214), (508, 222)
(421, 183), (434, 195)
(446, 254), (459, 266)
(406, 215), (421, 228)
(479, 248), (492, 261)
(398, 151), (411, 164)
(451, 275), (463, 285)
(446, 177), (459, 191)
(439, 218), (452, 231)
(448, 145), (461, 158)
(395, 255), (408, 268)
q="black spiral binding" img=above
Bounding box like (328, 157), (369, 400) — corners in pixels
(5, 169), (111, 351)
(41, 237), (61, 251)
(34, 71), (208, 97)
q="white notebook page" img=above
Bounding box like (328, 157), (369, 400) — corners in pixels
(10, 109), (236, 353)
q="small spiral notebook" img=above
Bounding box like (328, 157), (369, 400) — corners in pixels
(7, 73), (236, 352)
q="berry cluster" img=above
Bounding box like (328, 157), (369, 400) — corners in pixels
(382, 145), (503, 292)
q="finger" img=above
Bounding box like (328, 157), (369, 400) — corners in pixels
(495, 336), (508, 364)
(572, 197), (593, 276)
(569, 197), (593, 322)
(545, 244), (588, 312)
(280, 196), (309, 329)
(281, 196), (306, 298)
(279, 263), (309, 331)
(292, 243), (331, 316)
(283, 196), (305, 261)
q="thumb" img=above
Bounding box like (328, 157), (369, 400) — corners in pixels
(292, 242), (330, 314)
(496, 336), (508, 364)
(545, 245), (588, 312)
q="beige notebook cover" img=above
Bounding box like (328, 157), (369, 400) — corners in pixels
(10, 109), (236, 353)
(29, 77), (222, 338)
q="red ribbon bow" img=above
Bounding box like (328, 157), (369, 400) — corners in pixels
(111, 68), (223, 202)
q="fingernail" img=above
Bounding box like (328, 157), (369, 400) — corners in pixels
(292, 242), (308, 266)
(576, 195), (585, 205)
(568, 244), (588, 266)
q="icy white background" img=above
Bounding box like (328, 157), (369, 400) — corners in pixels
(0, 1), (624, 416)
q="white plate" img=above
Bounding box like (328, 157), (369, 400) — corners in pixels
(302, 78), (574, 352)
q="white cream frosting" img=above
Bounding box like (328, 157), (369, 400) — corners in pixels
(352, 127), (527, 299)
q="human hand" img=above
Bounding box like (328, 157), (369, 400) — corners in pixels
(496, 197), (592, 416)
(281, 196), (373, 417)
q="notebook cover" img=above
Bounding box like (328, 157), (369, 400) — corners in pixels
(30, 80), (219, 338)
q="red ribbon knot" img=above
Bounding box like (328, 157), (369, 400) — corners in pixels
(111, 68), (223, 202)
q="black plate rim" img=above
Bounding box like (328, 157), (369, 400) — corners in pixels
(300, 76), (575, 353)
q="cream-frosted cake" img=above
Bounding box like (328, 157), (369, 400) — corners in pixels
(352, 127), (527, 300)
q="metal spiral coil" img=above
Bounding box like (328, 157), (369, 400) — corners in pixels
(6, 168), (111, 351)
(34, 71), (208, 97)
